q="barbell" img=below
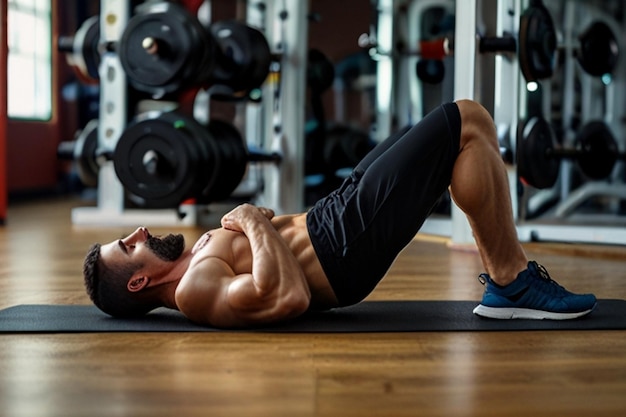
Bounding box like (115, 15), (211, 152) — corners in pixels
(408, 0), (558, 84)
(517, 117), (625, 189)
(416, 5), (619, 84)
(113, 111), (281, 208)
(386, 1), (557, 84)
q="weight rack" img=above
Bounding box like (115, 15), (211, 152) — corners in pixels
(413, 0), (626, 246)
(71, 0), (308, 227)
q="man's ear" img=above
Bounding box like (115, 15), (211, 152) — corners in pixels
(127, 276), (150, 292)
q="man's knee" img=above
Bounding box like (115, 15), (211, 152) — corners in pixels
(455, 99), (499, 152)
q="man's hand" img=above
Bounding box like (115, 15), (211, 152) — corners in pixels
(221, 204), (275, 233)
(178, 203), (310, 328)
(223, 203), (310, 323)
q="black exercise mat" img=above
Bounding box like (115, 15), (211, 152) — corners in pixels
(1, 300), (625, 333)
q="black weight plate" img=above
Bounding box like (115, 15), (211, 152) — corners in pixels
(577, 21), (619, 77)
(517, 117), (560, 189)
(415, 59), (445, 85)
(74, 119), (99, 187)
(114, 115), (198, 208)
(203, 120), (248, 201)
(164, 112), (221, 201)
(119, 2), (213, 95)
(308, 48), (336, 92)
(77, 16), (101, 81)
(519, 4), (557, 82)
(576, 121), (618, 180)
(210, 20), (271, 94)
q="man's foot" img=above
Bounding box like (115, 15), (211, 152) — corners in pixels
(473, 261), (597, 320)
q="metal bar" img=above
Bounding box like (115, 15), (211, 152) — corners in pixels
(254, 0), (307, 215)
(448, 0), (478, 245)
(373, 0), (396, 143)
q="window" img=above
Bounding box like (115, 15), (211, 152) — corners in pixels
(7, 0), (52, 120)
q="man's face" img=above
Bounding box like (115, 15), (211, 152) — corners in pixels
(145, 233), (185, 262)
(99, 227), (186, 269)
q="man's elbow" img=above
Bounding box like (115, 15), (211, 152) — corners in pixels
(282, 289), (311, 319)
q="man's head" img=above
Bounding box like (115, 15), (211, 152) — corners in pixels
(83, 228), (185, 318)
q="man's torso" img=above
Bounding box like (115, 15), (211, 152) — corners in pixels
(178, 213), (339, 311)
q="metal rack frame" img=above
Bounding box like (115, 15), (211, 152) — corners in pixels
(71, 0), (308, 227)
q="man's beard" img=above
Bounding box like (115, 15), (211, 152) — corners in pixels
(145, 234), (185, 262)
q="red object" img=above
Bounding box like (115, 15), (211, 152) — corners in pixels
(182, 0), (205, 14)
(419, 38), (449, 60)
(0, 0), (7, 223)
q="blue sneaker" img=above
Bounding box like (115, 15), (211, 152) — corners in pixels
(473, 261), (597, 320)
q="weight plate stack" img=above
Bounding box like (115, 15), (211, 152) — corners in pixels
(114, 111), (216, 208)
(209, 20), (271, 97)
(119, 1), (215, 97)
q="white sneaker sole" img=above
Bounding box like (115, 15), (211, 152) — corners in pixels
(472, 304), (595, 320)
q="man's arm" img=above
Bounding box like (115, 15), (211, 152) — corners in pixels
(178, 204), (311, 328)
(221, 204), (311, 320)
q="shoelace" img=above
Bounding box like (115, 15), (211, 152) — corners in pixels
(529, 261), (568, 294)
(477, 262), (566, 292)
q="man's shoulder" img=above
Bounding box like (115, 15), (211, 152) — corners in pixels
(174, 256), (237, 326)
(179, 253), (234, 291)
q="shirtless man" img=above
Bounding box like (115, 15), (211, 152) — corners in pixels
(83, 100), (597, 328)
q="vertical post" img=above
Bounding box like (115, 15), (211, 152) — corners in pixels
(373, 0), (396, 143)
(492, 0), (520, 222)
(450, 0), (478, 245)
(239, 1), (268, 197)
(559, 0), (577, 201)
(96, 0), (129, 213)
(0, 0), (6, 224)
(256, 0), (307, 214)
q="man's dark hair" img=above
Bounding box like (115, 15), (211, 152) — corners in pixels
(83, 243), (159, 318)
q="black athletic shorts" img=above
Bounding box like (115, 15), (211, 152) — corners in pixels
(306, 102), (462, 306)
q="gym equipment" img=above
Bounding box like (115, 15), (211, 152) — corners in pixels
(57, 119), (100, 187)
(517, 117), (625, 189)
(118, 1), (215, 97)
(58, 16), (100, 83)
(576, 21), (619, 77)
(68, 0), (310, 226)
(118, 2), (271, 98)
(412, 1), (557, 83)
(3, 300), (626, 333)
(516, 0), (557, 82)
(575, 121), (620, 181)
(307, 48), (335, 94)
(415, 59), (446, 84)
(323, 125), (374, 173)
(113, 111), (281, 208)
(414, 6), (454, 85)
(209, 20), (271, 98)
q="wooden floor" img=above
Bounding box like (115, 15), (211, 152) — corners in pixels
(1, 197), (626, 417)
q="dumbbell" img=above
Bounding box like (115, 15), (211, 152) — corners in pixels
(113, 111), (281, 208)
(517, 117), (625, 189)
(57, 120), (100, 187)
(118, 1), (271, 99)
